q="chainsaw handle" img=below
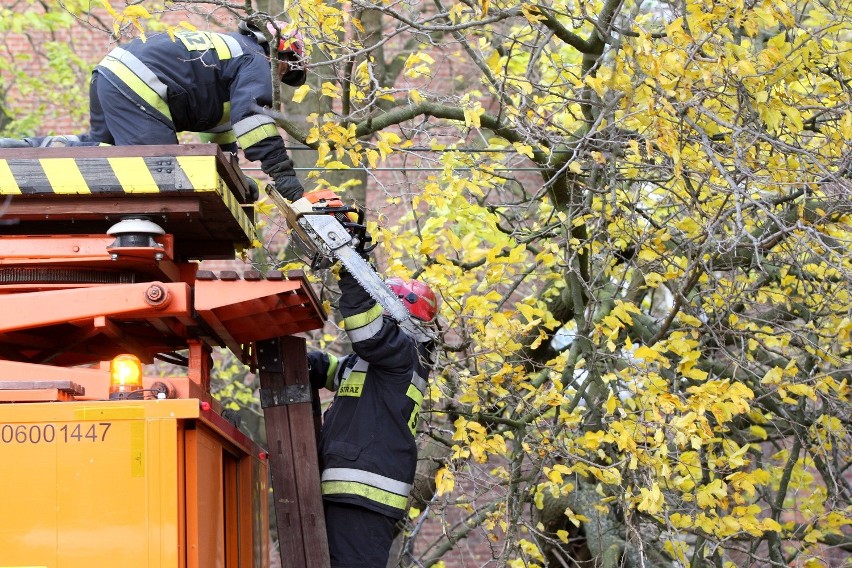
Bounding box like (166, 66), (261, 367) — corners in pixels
(303, 189), (344, 209)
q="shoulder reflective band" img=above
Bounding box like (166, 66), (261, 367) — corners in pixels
(411, 371), (427, 395)
(322, 467), (412, 510)
(99, 48), (173, 122)
(342, 358), (370, 377)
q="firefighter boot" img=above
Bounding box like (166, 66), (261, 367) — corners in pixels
(0, 138), (30, 148)
(25, 135), (82, 147)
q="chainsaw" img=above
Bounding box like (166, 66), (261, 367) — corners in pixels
(266, 187), (411, 322)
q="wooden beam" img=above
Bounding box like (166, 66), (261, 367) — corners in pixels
(257, 336), (329, 568)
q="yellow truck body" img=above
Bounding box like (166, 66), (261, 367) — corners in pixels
(0, 399), (268, 568)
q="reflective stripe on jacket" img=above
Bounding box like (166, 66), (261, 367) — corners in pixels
(94, 30), (288, 168)
(308, 272), (433, 519)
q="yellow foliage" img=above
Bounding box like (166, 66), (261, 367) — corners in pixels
(435, 467), (455, 496)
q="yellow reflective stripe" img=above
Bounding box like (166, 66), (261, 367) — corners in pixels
(346, 313), (383, 343)
(406, 383), (423, 435)
(406, 383), (424, 406)
(337, 371), (365, 397)
(41, 158), (89, 194)
(0, 160), (21, 194)
(107, 157), (160, 193)
(199, 130), (237, 144)
(321, 480), (408, 510)
(234, 115), (278, 148)
(325, 354), (339, 391)
(344, 303), (384, 333)
(221, 102), (231, 125)
(209, 32), (233, 59)
(235, 123), (279, 149)
(99, 56), (173, 121)
(220, 34), (243, 57)
(323, 467), (412, 494)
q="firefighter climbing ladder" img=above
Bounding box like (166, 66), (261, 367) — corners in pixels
(0, 144), (331, 568)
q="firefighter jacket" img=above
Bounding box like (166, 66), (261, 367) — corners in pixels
(308, 272), (433, 520)
(93, 30), (290, 172)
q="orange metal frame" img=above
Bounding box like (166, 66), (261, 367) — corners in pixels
(0, 145), (330, 568)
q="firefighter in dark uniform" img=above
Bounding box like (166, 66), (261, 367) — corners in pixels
(308, 270), (440, 568)
(1, 20), (307, 202)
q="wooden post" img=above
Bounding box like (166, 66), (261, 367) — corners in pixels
(256, 336), (330, 568)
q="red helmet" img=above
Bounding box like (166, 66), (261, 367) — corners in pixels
(265, 21), (304, 58)
(386, 278), (439, 322)
(239, 20), (303, 55)
(239, 19), (306, 85)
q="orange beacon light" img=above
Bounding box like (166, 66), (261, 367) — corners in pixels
(109, 354), (143, 399)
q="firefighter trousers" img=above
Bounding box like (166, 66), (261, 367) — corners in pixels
(324, 501), (396, 568)
(89, 71), (179, 146)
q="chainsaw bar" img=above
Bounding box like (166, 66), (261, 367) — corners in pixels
(268, 187), (411, 322)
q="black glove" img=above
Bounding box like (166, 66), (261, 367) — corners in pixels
(354, 229), (376, 260)
(275, 174), (305, 201)
(264, 158), (305, 201)
(245, 177), (259, 201)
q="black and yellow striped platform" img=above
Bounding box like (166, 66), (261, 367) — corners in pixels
(0, 144), (257, 260)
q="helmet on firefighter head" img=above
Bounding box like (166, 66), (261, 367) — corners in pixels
(386, 278), (439, 323)
(238, 19), (307, 86)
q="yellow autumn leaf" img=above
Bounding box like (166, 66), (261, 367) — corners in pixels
(605, 394), (617, 415)
(637, 484), (664, 515)
(534, 488), (545, 510)
(669, 512), (693, 528)
(99, 0), (119, 18)
(364, 148), (379, 168)
(786, 383), (816, 400)
(435, 467), (455, 496)
(696, 479), (727, 508)
(123, 5), (151, 18)
(513, 142), (534, 158)
(463, 106), (485, 128)
(678, 313), (703, 327)
(761, 367), (784, 385)
(634, 345), (662, 362)
(749, 425), (768, 440)
(292, 84), (311, 103)
(517, 302), (539, 324)
(321, 82), (342, 99)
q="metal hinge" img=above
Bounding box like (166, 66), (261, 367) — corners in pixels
(260, 384), (311, 408)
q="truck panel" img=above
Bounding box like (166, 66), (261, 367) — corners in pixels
(0, 399), (266, 568)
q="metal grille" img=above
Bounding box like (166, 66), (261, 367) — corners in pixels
(0, 267), (136, 284)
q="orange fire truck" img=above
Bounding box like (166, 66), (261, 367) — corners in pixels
(0, 145), (330, 567)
